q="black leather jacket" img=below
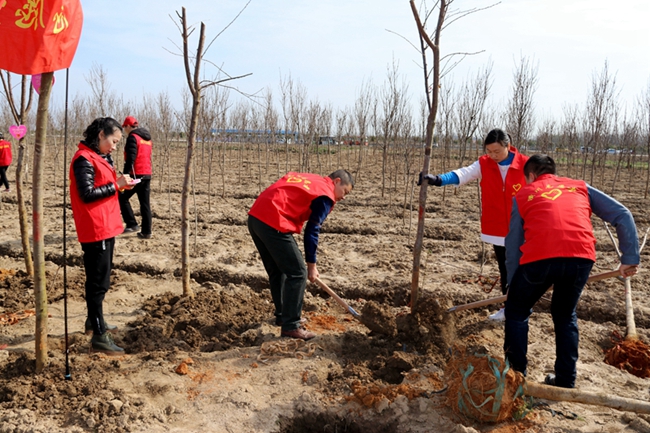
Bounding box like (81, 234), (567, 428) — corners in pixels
(73, 152), (117, 203)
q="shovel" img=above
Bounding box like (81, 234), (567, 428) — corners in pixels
(313, 277), (361, 318)
(313, 278), (399, 335)
(447, 269), (622, 313)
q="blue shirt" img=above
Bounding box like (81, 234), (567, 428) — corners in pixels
(304, 196), (333, 263)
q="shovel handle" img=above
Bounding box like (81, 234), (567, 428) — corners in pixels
(447, 269), (622, 313)
(447, 295), (507, 313)
(313, 277), (360, 317)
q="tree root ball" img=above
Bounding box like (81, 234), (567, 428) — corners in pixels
(604, 332), (650, 378)
(445, 344), (525, 423)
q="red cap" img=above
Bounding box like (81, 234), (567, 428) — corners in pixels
(122, 116), (139, 128)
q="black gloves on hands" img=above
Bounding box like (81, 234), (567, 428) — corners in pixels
(417, 172), (442, 187)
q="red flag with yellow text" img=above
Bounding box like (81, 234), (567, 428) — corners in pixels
(0, 0), (83, 75)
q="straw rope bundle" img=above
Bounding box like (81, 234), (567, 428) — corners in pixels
(445, 345), (525, 423)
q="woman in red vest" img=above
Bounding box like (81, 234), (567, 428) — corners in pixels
(70, 117), (134, 355)
(0, 131), (12, 192)
(419, 129), (528, 321)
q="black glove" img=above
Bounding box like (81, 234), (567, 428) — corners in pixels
(417, 172), (442, 187)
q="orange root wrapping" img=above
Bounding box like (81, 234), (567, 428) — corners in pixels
(604, 331), (650, 378)
(0, 309), (36, 326)
(345, 380), (424, 409)
(445, 345), (526, 423)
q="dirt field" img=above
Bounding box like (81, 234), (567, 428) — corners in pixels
(0, 145), (649, 433)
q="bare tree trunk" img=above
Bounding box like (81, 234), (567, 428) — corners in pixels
(646, 138), (650, 199)
(33, 71), (54, 373)
(16, 136), (33, 276)
(221, 141), (227, 198)
(0, 73), (35, 276)
(506, 56), (538, 152)
(208, 140), (214, 211)
(410, 0), (445, 311)
(641, 82), (650, 199)
(179, 8), (204, 298)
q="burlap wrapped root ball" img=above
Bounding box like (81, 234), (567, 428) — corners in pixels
(445, 344), (526, 423)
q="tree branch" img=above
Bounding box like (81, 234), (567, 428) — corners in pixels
(199, 73), (254, 90)
(443, 2), (500, 30)
(0, 71), (20, 124)
(204, 0), (252, 56)
(410, 0), (437, 52)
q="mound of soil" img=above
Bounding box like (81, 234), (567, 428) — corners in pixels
(122, 284), (275, 353)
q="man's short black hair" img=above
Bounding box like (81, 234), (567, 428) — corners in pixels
(523, 154), (556, 178)
(328, 169), (354, 188)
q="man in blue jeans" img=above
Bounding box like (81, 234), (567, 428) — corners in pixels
(504, 155), (639, 388)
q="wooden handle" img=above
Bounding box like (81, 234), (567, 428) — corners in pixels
(624, 277), (638, 340)
(448, 269), (622, 313)
(525, 381), (650, 414)
(313, 277), (360, 317)
(587, 269), (622, 283)
(448, 295), (507, 313)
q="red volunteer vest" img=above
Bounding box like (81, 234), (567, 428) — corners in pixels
(515, 174), (596, 265)
(128, 133), (152, 176)
(478, 147), (528, 238)
(0, 140), (12, 166)
(248, 172), (337, 233)
(70, 143), (124, 243)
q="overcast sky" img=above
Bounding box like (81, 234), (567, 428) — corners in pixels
(49, 0), (650, 126)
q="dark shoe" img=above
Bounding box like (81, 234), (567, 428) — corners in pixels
(137, 232), (152, 239)
(84, 318), (118, 336)
(91, 333), (125, 356)
(281, 327), (316, 341)
(544, 374), (556, 386)
(544, 373), (574, 388)
(122, 225), (139, 234)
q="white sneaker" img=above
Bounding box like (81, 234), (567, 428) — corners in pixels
(488, 307), (505, 322)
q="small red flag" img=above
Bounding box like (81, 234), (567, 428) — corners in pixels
(0, 0), (83, 75)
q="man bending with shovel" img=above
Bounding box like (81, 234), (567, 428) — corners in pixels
(248, 170), (354, 340)
(504, 155), (639, 388)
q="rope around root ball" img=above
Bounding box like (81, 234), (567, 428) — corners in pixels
(445, 344), (525, 423)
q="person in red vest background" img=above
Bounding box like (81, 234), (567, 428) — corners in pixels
(248, 169), (354, 340)
(419, 128), (529, 321)
(0, 131), (12, 192)
(119, 116), (153, 239)
(70, 117), (135, 355)
(504, 154), (639, 389)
